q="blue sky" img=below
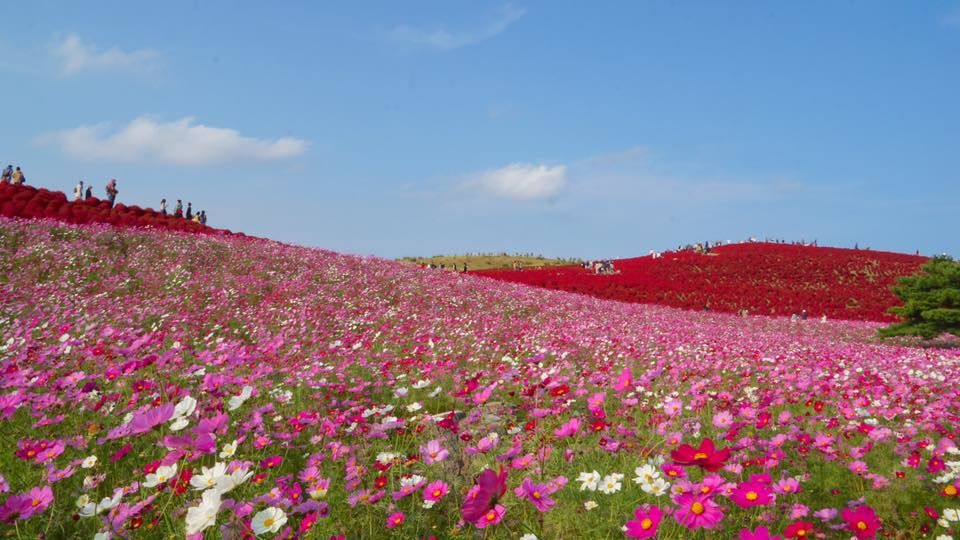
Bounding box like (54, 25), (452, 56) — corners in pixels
(1, 1), (958, 259)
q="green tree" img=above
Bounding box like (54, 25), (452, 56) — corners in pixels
(878, 255), (960, 339)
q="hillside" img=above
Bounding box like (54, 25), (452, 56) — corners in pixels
(1, 217), (958, 538)
(479, 242), (927, 322)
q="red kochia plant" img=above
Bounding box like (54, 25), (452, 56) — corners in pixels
(0, 183), (235, 237)
(480, 242), (927, 322)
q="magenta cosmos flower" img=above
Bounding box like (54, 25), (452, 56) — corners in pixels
(625, 505), (662, 539)
(423, 480), (449, 502)
(673, 492), (724, 530)
(841, 505), (880, 540)
(514, 477), (555, 512)
(461, 467), (508, 524)
(731, 480), (773, 508)
(386, 511), (405, 529)
(739, 526), (782, 540)
(473, 504), (506, 529)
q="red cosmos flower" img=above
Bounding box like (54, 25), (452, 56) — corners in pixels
(841, 505), (880, 540)
(783, 521), (814, 538)
(549, 384), (570, 397)
(671, 438), (731, 472)
(374, 475), (388, 489)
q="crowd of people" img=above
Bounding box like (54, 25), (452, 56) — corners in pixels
(0, 167), (212, 226)
(583, 259), (617, 274)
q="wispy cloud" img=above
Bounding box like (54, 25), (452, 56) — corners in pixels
(52, 34), (159, 77)
(39, 116), (307, 166)
(389, 5), (526, 50)
(945, 7), (960, 28)
(464, 162), (567, 201)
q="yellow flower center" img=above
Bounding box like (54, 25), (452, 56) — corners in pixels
(946, 485), (958, 496)
(394, 517), (402, 524)
(640, 518), (653, 530)
(433, 490), (442, 497)
(486, 510), (497, 521)
(783, 485), (792, 492)
(32, 499), (41, 507)
(533, 491), (541, 499)
(797, 530), (806, 537)
(264, 517), (274, 528)
(857, 521), (867, 531)
(691, 502), (705, 515)
(746, 491), (758, 501)
(693, 452), (708, 460)
(700, 486), (711, 494)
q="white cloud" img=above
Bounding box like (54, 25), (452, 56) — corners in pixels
(53, 34), (159, 76)
(389, 5), (525, 50)
(467, 162), (567, 201)
(41, 116), (308, 165)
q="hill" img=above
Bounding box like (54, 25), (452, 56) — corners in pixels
(478, 242), (927, 322)
(1, 217), (958, 538)
(399, 253), (579, 271)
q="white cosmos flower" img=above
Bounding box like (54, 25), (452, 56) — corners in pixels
(173, 395), (197, 419)
(227, 386), (254, 411)
(251, 507), (287, 535)
(169, 417), (190, 431)
(185, 488), (222, 535)
(214, 467), (253, 495)
(642, 478), (670, 497)
(81, 455), (98, 469)
(219, 440), (238, 459)
(412, 379), (430, 389)
(598, 474), (622, 494)
(633, 464), (660, 485)
(577, 470), (601, 491)
(143, 464), (177, 488)
(190, 462), (227, 491)
(584, 500), (599, 511)
(406, 402), (422, 413)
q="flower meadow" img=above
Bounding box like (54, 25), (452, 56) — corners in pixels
(1, 217), (960, 539)
(480, 243), (927, 322)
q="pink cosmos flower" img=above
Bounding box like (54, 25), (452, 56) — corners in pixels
(129, 403), (174, 435)
(554, 417), (580, 438)
(423, 480), (449, 502)
(625, 505), (662, 539)
(473, 504), (505, 529)
(386, 511), (405, 529)
(0, 495), (29, 523)
(739, 526), (782, 540)
(848, 460), (868, 475)
(514, 477), (555, 512)
(731, 480), (773, 508)
(613, 368), (632, 392)
(713, 411), (734, 428)
(842, 505), (880, 540)
(420, 439), (449, 465)
(672, 492), (723, 530)
(19, 486), (53, 520)
(773, 477), (801, 495)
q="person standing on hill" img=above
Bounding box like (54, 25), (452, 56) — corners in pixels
(74, 180), (84, 201)
(185, 202), (193, 220)
(1, 165), (11, 183)
(199, 210), (207, 225)
(11, 167), (25, 185)
(85, 185), (93, 200)
(174, 199), (183, 218)
(159, 198), (167, 215)
(105, 179), (118, 206)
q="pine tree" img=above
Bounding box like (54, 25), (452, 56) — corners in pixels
(878, 256), (960, 339)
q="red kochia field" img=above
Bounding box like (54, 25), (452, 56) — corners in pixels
(0, 183), (235, 236)
(479, 243), (927, 322)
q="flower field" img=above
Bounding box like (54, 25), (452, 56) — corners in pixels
(1, 217), (959, 539)
(479, 244), (927, 322)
